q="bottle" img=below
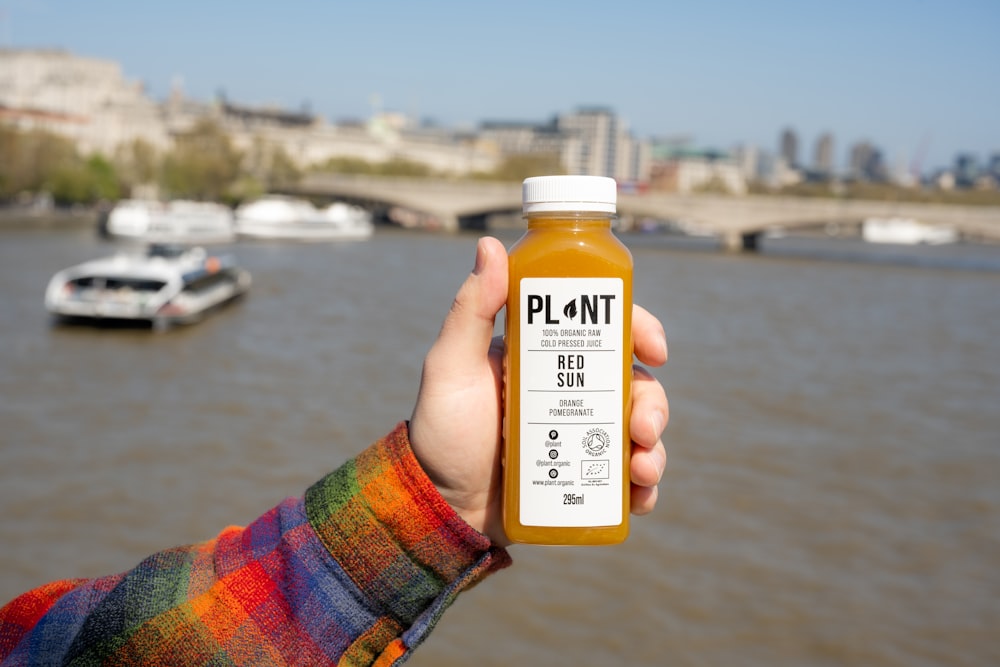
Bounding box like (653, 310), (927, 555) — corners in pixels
(503, 175), (633, 545)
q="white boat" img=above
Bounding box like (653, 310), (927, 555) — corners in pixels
(104, 199), (235, 244)
(234, 195), (374, 241)
(862, 217), (958, 245)
(44, 244), (251, 328)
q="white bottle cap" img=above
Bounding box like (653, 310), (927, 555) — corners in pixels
(522, 175), (617, 214)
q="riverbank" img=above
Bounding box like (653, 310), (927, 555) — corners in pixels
(0, 205), (99, 230)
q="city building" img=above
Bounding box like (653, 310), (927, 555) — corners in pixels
(779, 127), (799, 168)
(556, 107), (651, 183)
(1, 49), (653, 185)
(647, 142), (747, 195)
(731, 144), (763, 183)
(0, 48), (501, 179)
(478, 118), (566, 156)
(983, 153), (1000, 190)
(479, 107), (651, 183)
(848, 141), (887, 182)
(813, 133), (834, 178)
(557, 107), (619, 177)
(989, 153), (1000, 181)
(0, 48), (170, 154)
(13, 48), (988, 195)
(953, 153), (978, 189)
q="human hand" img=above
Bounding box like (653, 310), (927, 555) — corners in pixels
(409, 236), (669, 546)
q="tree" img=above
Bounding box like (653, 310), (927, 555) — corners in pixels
(474, 153), (564, 182)
(266, 146), (301, 188)
(114, 138), (160, 196)
(315, 155), (435, 178)
(0, 126), (78, 201)
(242, 135), (301, 191)
(47, 155), (121, 205)
(161, 118), (242, 200)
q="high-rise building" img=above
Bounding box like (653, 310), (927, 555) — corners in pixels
(479, 107), (650, 182)
(779, 127), (799, 168)
(989, 153), (1000, 178)
(814, 133), (834, 177)
(954, 153), (978, 188)
(556, 107), (649, 182)
(732, 144), (762, 182)
(849, 141), (887, 182)
(558, 107), (619, 177)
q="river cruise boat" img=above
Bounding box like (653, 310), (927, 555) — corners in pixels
(862, 217), (957, 245)
(234, 195), (374, 241)
(44, 244), (251, 328)
(103, 199), (236, 244)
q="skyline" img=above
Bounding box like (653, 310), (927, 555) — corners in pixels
(2, 0), (998, 174)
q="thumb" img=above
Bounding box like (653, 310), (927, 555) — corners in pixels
(432, 237), (508, 367)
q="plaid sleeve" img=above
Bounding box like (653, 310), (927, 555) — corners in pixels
(0, 421), (511, 666)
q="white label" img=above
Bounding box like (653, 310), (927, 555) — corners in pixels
(518, 277), (625, 527)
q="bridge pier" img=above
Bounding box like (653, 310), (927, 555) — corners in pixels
(722, 230), (762, 253)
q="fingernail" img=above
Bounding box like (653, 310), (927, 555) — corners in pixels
(473, 239), (487, 275)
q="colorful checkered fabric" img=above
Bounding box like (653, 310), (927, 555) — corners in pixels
(0, 422), (511, 665)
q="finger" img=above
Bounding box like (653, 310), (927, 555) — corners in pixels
(632, 304), (667, 367)
(432, 237), (508, 369)
(630, 482), (659, 516)
(630, 438), (666, 489)
(488, 335), (505, 364)
(630, 366), (669, 450)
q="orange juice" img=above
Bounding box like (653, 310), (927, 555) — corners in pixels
(503, 176), (633, 545)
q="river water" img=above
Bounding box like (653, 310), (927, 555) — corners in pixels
(1, 224), (998, 666)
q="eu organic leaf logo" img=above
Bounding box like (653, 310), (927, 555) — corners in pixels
(562, 299), (577, 320)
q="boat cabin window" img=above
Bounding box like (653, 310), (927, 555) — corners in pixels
(183, 270), (233, 294)
(70, 276), (166, 292)
(147, 244), (188, 259)
(104, 278), (167, 292)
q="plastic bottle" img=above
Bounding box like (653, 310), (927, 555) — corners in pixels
(503, 175), (633, 545)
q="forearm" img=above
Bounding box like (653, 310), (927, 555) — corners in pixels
(304, 421), (511, 663)
(0, 422), (510, 666)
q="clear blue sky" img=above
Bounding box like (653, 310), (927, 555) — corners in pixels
(3, 0), (998, 174)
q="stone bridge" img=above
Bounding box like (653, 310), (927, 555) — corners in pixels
(288, 174), (1000, 250)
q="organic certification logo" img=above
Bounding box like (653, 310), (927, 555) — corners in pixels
(582, 428), (610, 457)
